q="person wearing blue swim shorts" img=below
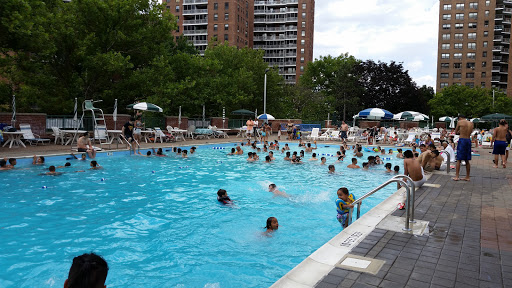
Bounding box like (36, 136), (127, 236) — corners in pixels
(453, 115), (474, 181)
(492, 119), (509, 168)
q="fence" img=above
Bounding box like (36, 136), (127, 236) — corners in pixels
(280, 123), (321, 132)
(47, 115), (166, 131)
(228, 119), (246, 128)
(188, 118), (211, 128)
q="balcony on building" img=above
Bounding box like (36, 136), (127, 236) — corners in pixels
(504, 8), (512, 14)
(496, 14), (505, 21)
(502, 47), (510, 54)
(183, 0), (208, 4)
(504, 17), (512, 24)
(183, 19), (208, 25)
(183, 9), (208, 15)
(254, 0), (299, 6)
(492, 76), (501, 82)
(495, 35), (504, 42)
(493, 45), (504, 51)
(495, 25), (505, 31)
(492, 66), (501, 72)
(183, 29), (208, 35)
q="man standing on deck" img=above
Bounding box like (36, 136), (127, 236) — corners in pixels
(453, 114), (474, 181)
(122, 117), (137, 154)
(492, 119), (509, 168)
(246, 118), (254, 140)
(340, 121), (349, 143)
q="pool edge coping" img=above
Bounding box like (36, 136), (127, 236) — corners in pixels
(270, 173), (432, 288)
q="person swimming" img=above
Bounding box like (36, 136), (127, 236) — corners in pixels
(336, 187), (355, 228)
(217, 189), (233, 205)
(268, 184), (289, 198)
(263, 217), (279, 236)
(385, 163), (392, 172)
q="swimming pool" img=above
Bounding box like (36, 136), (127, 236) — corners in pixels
(0, 143), (406, 287)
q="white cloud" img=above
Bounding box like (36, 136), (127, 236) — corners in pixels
(313, 0), (439, 88)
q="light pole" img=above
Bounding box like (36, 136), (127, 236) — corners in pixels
(343, 73), (352, 122)
(263, 68), (269, 116)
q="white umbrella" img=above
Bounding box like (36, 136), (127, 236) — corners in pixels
(113, 99), (118, 129)
(178, 106), (182, 128)
(449, 118), (456, 129)
(73, 97), (78, 122)
(439, 116), (452, 122)
(257, 114), (275, 121)
(128, 102), (163, 112)
(11, 94), (16, 127)
(394, 111), (429, 120)
(411, 115), (429, 122)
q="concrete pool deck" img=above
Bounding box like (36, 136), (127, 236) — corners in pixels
(306, 148), (512, 288)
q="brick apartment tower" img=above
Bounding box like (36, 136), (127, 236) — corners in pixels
(164, 0), (314, 84)
(437, 0), (512, 97)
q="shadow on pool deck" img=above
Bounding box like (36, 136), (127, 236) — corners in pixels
(314, 148), (512, 288)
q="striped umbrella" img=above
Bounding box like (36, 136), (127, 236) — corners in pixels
(257, 113), (275, 121)
(357, 108), (394, 120)
(439, 116), (452, 122)
(470, 118), (484, 123)
(127, 102), (163, 112)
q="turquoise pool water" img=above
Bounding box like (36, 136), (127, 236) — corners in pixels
(0, 143), (406, 288)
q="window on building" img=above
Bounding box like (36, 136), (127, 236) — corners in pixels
(482, 72), (486, 77)
(443, 24), (451, 30)
(301, 48), (305, 54)
(467, 52), (476, 59)
(224, 13), (229, 20)
(465, 82), (474, 88)
(469, 2), (478, 9)
(225, 2), (229, 9)
(300, 66), (304, 72)
(441, 82), (449, 88)
(214, 13), (218, 20)
(300, 57), (305, 63)
(442, 34), (450, 40)
(442, 53), (450, 59)
(440, 73), (449, 79)
(455, 33), (463, 40)
(444, 14), (452, 20)
(468, 32), (476, 39)
(454, 53), (463, 59)
(443, 4), (452, 10)
(442, 43), (450, 49)
(176, 5), (179, 12)
(301, 39), (305, 45)
(484, 20), (489, 27)
(455, 23), (463, 29)
(224, 34), (228, 41)
(467, 62), (475, 68)
(483, 51), (487, 57)
(214, 3), (218, 9)
(302, 12), (306, 19)
(176, 26), (179, 32)
(456, 3), (464, 10)
(455, 13), (463, 20)
(482, 61), (487, 67)
(485, 10), (489, 17)
(486, 0), (490, 6)
(453, 73), (462, 78)
(483, 41), (488, 47)
(484, 31), (489, 37)
(481, 82), (486, 87)
(301, 30), (306, 37)
(441, 63), (449, 69)
(214, 24), (218, 31)
(302, 21), (306, 28)
(468, 42), (476, 49)
(454, 63), (462, 69)
(468, 22), (477, 28)
(224, 24), (228, 30)
(454, 43), (463, 49)
(469, 12), (478, 19)
(302, 3), (306, 9)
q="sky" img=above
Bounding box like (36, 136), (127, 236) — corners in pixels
(313, 0), (439, 89)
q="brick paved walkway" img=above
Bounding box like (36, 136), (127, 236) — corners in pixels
(315, 150), (512, 288)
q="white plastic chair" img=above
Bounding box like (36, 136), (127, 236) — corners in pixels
(403, 132), (416, 144)
(51, 127), (65, 145)
(306, 128), (320, 140)
(20, 124), (50, 145)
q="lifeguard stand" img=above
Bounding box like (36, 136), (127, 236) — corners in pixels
(75, 100), (110, 146)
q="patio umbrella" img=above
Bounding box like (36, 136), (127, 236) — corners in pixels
(113, 99), (118, 129)
(231, 109), (255, 116)
(393, 111), (415, 120)
(470, 118), (484, 123)
(449, 118), (456, 129)
(222, 107), (225, 129)
(127, 102), (163, 112)
(202, 104), (205, 123)
(11, 94), (16, 127)
(357, 108), (394, 120)
(255, 109), (257, 119)
(257, 114), (275, 121)
(409, 115), (429, 122)
(439, 116), (452, 122)
(73, 98), (78, 122)
(481, 113), (512, 121)
(178, 106), (182, 127)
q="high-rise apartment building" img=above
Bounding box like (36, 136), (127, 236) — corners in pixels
(437, 0), (512, 96)
(164, 0), (314, 84)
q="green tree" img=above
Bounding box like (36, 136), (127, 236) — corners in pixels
(428, 85), (512, 118)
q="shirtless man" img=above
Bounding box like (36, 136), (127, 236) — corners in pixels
(347, 158), (360, 169)
(492, 119), (509, 168)
(246, 118), (254, 140)
(340, 121), (349, 143)
(305, 142), (317, 152)
(380, 126), (388, 144)
(77, 132), (96, 159)
(453, 115), (474, 181)
(269, 184), (289, 198)
(402, 150), (426, 206)
(355, 146), (363, 157)
(234, 146), (244, 155)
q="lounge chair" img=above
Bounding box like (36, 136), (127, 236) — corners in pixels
(319, 130), (340, 141)
(51, 127), (65, 145)
(211, 126), (229, 138)
(305, 128), (320, 141)
(403, 132), (416, 145)
(20, 124), (50, 145)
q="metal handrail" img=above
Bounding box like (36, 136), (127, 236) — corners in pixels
(347, 174), (415, 231)
(440, 150), (451, 174)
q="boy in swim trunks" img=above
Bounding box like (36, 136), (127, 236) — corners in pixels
(453, 115), (474, 181)
(492, 119), (509, 168)
(336, 187), (355, 228)
(217, 189), (232, 204)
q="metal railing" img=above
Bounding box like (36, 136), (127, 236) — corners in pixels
(347, 175), (416, 231)
(440, 150), (451, 174)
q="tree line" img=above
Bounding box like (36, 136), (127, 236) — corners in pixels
(12, 0), (508, 123)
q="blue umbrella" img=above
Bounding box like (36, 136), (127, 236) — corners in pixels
(357, 108), (394, 120)
(257, 114), (275, 120)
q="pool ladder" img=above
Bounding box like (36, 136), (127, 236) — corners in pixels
(347, 175), (416, 231)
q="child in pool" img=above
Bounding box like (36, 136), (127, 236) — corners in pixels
(217, 189), (232, 205)
(385, 163), (392, 173)
(264, 217), (279, 236)
(268, 184), (289, 198)
(336, 187), (355, 228)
